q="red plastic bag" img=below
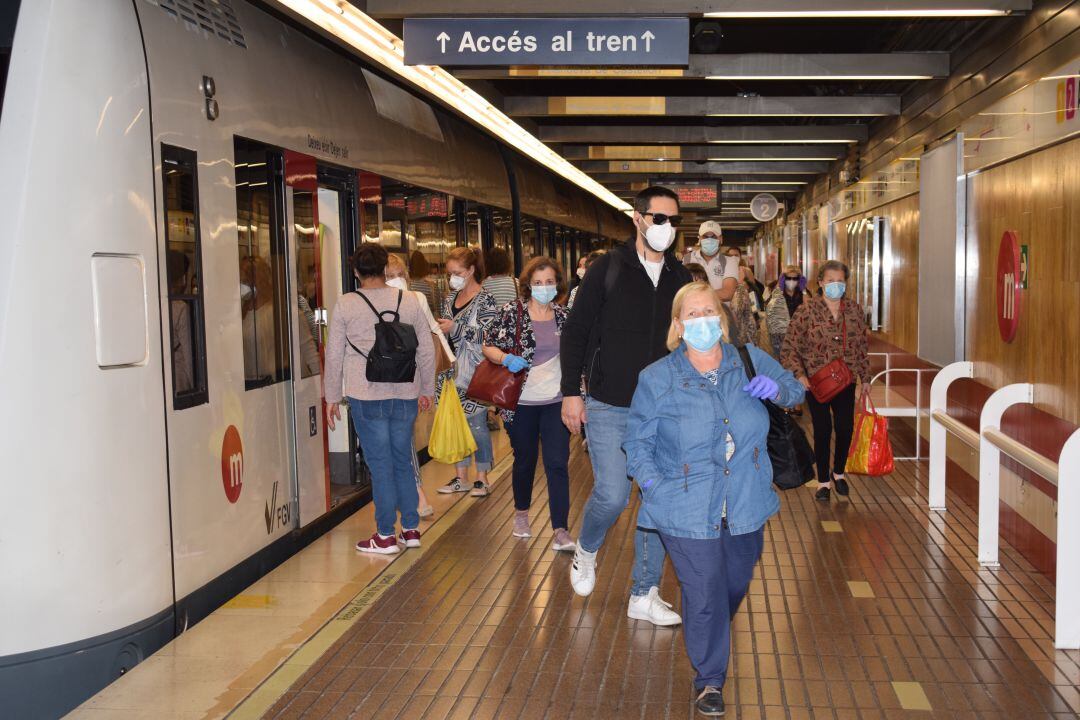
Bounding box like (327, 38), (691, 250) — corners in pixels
(845, 388), (895, 476)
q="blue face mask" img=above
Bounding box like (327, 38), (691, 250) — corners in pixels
(531, 285), (557, 305)
(823, 281), (846, 300)
(700, 237), (720, 256)
(682, 316), (723, 351)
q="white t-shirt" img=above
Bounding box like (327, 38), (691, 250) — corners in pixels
(638, 252), (664, 287)
(684, 249), (740, 290)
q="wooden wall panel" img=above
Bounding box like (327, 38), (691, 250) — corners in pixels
(966, 136), (1080, 426)
(834, 193), (920, 354)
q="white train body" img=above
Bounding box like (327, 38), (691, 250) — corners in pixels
(0, 1), (626, 716)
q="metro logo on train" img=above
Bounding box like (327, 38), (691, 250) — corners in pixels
(220, 425), (244, 504)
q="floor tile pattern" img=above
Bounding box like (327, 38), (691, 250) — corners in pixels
(262, 439), (1080, 719)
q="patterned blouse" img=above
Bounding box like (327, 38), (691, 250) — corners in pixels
(437, 289), (498, 416)
(780, 297), (871, 384)
(483, 300), (569, 423)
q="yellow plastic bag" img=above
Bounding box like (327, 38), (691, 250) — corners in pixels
(428, 384), (477, 464)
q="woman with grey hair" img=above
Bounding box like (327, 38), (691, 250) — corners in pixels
(781, 260), (870, 502)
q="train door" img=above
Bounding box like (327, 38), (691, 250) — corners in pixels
(317, 167), (369, 508)
(284, 152), (327, 527)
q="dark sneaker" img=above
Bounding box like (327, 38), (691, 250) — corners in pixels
(834, 477), (850, 496)
(815, 486), (831, 502)
(695, 686), (725, 716)
(398, 528), (421, 548)
(437, 479), (468, 494)
(469, 481), (490, 497)
(356, 532), (400, 554)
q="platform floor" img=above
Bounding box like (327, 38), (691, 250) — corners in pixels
(73, 430), (1079, 719)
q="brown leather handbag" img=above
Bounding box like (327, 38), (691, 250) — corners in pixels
(466, 302), (526, 411)
(808, 302), (853, 403)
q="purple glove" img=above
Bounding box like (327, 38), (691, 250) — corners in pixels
(743, 375), (779, 400)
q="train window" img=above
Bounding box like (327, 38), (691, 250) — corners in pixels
(235, 138), (291, 390)
(0, 1), (17, 118)
(292, 189), (321, 379)
(162, 145), (209, 409)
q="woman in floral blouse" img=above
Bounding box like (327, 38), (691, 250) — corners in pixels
(781, 260), (870, 502)
(436, 247), (499, 498)
(483, 257), (576, 552)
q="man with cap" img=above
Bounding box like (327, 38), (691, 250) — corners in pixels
(684, 220), (740, 300)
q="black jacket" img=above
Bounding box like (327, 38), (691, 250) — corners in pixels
(560, 238), (692, 407)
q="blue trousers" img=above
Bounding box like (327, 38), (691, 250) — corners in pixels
(348, 398), (420, 537)
(577, 397), (666, 597)
(660, 525), (765, 690)
(506, 402), (571, 530)
(456, 408), (494, 473)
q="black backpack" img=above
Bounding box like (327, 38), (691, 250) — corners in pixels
(736, 345), (816, 490)
(347, 290), (419, 384)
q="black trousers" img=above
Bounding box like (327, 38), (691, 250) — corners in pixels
(506, 403), (571, 530)
(806, 382), (857, 482)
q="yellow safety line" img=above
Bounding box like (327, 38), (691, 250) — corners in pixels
(226, 454), (514, 719)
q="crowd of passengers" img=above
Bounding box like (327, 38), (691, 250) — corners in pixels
(323, 186), (870, 717)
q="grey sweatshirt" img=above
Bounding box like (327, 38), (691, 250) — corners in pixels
(324, 287), (435, 403)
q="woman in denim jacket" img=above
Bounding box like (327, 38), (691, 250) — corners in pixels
(624, 281), (804, 717)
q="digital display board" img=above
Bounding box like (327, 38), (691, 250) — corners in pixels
(653, 180), (720, 209)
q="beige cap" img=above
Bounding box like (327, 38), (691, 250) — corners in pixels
(698, 220), (723, 238)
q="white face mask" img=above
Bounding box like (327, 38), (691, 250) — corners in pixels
(643, 221), (676, 253)
(449, 274), (467, 291)
(386, 277), (408, 291)
(576, 267), (586, 280)
(784, 279), (798, 291)
(240, 283), (255, 300)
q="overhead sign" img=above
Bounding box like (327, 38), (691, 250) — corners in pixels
(653, 180), (718, 209)
(403, 18), (689, 67)
(751, 193), (780, 222)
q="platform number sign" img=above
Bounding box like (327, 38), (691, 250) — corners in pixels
(220, 425), (244, 503)
(996, 230), (1022, 343)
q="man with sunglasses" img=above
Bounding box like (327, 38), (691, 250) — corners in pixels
(683, 220), (740, 301)
(560, 185), (691, 626)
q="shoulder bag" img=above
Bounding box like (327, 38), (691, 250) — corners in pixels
(807, 300), (853, 403)
(737, 345), (816, 490)
(466, 301), (527, 411)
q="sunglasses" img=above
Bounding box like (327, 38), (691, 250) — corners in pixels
(643, 212), (682, 227)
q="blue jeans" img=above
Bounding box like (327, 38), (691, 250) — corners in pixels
(578, 397), (667, 597)
(661, 526), (765, 690)
(506, 403), (570, 530)
(348, 398), (420, 536)
(456, 408), (494, 473)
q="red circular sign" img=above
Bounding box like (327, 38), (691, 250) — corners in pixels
(220, 425), (244, 503)
(996, 230), (1022, 343)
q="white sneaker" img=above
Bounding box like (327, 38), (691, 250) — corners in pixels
(469, 481), (490, 497)
(570, 547), (597, 596)
(627, 587), (682, 626)
(552, 528), (576, 553)
(437, 479), (468, 494)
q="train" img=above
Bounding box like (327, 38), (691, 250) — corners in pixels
(0, 1), (630, 717)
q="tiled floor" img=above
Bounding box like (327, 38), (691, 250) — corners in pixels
(258, 438), (1080, 719)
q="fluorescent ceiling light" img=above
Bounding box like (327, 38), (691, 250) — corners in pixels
(704, 10), (1008, 17)
(706, 113), (886, 117)
(706, 139), (855, 144)
(707, 75), (930, 81)
(270, 0), (632, 214)
(706, 157), (836, 161)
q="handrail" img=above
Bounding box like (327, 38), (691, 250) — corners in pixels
(867, 366), (931, 461)
(982, 427), (1059, 483)
(930, 411), (979, 449)
(978, 383), (1033, 569)
(928, 361), (974, 511)
(926, 364), (1080, 649)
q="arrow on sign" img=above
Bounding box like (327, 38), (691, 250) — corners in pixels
(437, 31), (450, 52)
(641, 30), (655, 52)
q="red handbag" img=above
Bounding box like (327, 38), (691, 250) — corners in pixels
(466, 302), (526, 411)
(808, 301), (853, 403)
